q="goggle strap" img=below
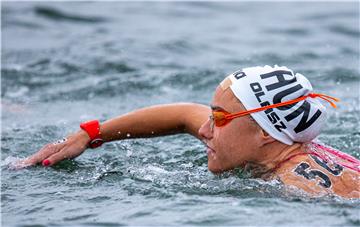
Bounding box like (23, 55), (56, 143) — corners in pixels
(309, 93), (340, 108)
(225, 93), (340, 120)
(226, 96), (307, 120)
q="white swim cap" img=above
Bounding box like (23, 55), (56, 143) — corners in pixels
(224, 65), (331, 145)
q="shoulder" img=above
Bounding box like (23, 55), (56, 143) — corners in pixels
(275, 154), (360, 198)
(275, 155), (330, 196)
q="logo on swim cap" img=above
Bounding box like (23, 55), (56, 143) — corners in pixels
(228, 65), (327, 145)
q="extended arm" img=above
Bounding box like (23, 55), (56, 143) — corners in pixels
(20, 103), (210, 167)
(101, 103), (209, 141)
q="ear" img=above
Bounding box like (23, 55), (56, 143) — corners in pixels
(259, 129), (276, 146)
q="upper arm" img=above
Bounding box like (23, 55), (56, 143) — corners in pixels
(181, 103), (210, 139)
(276, 160), (332, 197)
(277, 157), (360, 198)
(277, 171), (326, 196)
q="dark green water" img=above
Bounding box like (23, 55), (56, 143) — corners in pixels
(1, 2), (360, 226)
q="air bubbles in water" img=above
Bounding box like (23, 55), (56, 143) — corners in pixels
(2, 156), (29, 170)
(126, 150), (133, 157)
(180, 162), (194, 168)
(200, 183), (208, 189)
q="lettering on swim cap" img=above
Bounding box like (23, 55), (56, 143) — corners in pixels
(229, 65), (327, 145)
(220, 76), (233, 90)
(221, 71), (247, 90)
(233, 70), (247, 80)
(258, 70), (322, 133)
(249, 81), (287, 132)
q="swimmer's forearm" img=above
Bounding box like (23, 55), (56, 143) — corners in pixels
(97, 103), (210, 142)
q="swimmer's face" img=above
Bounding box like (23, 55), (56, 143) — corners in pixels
(198, 86), (263, 173)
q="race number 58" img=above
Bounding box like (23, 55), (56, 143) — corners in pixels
(294, 156), (344, 189)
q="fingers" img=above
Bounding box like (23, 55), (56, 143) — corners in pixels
(22, 142), (66, 166)
(21, 131), (89, 168)
(43, 144), (85, 166)
(42, 150), (71, 166)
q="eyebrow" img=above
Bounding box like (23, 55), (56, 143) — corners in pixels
(210, 105), (226, 111)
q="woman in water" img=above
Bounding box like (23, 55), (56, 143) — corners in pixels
(21, 65), (360, 198)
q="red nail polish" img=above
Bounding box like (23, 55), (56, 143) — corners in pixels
(42, 160), (51, 166)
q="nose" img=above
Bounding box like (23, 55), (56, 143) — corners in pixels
(198, 118), (213, 140)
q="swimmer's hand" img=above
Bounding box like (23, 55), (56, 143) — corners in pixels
(19, 130), (91, 168)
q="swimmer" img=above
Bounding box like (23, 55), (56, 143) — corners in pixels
(21, 65), (360, 198)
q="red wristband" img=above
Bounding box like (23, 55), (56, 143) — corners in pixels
(80, 120), (104, 149)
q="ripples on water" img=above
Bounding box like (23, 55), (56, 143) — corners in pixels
(1, 2), (359, 226)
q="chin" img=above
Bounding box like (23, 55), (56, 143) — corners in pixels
(208, 161), (225, 174)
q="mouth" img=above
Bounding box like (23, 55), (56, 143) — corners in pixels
(206, 147), (216, 156)
(202, 141), (216, 155)
(206, 145), (216, 153)
(201, 140), (217, 157)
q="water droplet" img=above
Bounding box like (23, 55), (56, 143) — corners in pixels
(126, 133), (131, 138)
(126, 150), (133, 157)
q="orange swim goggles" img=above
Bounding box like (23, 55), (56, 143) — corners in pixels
(210, 93), (339, 129)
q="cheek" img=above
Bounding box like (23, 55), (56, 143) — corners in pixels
(217, 128), (238, 151)
(213, 121), (259, 163)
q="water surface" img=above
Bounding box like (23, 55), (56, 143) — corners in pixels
(1, 2), (360, 226)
